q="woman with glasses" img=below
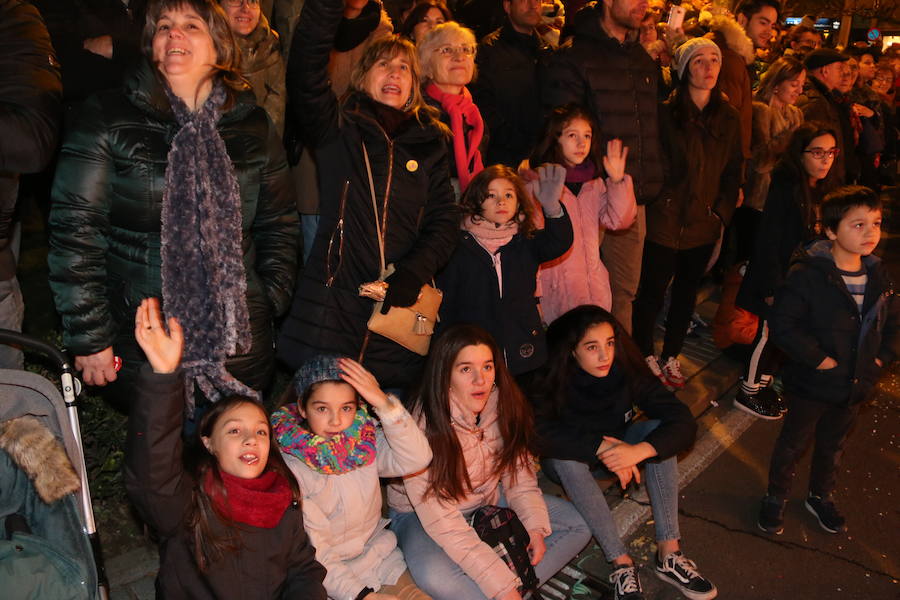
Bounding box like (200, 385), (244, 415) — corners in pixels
(48, 0), (298, 407)
(277, 0), (457, 392)
(219, 0), (286, 134)
(735, 123), (839, 419)
(417, 21), (485, 192)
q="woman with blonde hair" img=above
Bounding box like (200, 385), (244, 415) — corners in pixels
(278, 0), (458, 392)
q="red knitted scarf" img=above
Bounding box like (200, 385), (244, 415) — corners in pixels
(203, 468), (292, 529)
(426, 82), (484, 190)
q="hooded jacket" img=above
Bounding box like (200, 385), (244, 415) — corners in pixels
(540, 2), (664, 204)
(706, 13), (755, 161)
(237, 14), (286, 136)
(771, 240), (900, 406)
(48, 59), (298, 390)
(277, 0), (458, 388)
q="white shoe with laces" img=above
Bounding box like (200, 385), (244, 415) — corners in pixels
(644, 355), (667, 387)
(661, 356), (686, 389)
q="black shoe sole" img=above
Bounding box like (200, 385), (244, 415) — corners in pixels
(733, 398), (783, 421)
(757, 520), (784, 535)
(805, 500), (845, 534)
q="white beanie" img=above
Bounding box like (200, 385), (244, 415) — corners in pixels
(673, 37), (722, 80)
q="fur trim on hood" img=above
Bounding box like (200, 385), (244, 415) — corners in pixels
(0, 416), (80, 504)
(702, 14), (755, 65)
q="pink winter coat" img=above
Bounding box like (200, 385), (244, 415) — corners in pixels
(387, 388), (551, 600)
(527, 175), (636, 324)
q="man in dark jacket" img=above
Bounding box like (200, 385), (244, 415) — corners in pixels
(0, 0), (62, 368)
(798, 49), (856, 185)
(540, 0), (663, 333)
(471, 0), (552, 168)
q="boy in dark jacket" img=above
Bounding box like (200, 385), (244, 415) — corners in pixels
(758, 186), (899, 535)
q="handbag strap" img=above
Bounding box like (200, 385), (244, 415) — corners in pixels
(362, 143), (387, 275)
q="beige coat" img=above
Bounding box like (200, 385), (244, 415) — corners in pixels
(285, 400), (432, 600)
(387, 389), (551, 600)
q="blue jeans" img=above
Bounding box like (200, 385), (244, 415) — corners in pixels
(542, 420), (680, 561)
(390, 494), (590, 600)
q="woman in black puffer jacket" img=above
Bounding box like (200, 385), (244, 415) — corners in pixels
(48, 0), (298, 407)
(277, 0), (458, 390)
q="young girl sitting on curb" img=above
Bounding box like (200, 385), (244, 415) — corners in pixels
(125, 298), (326, 599)
(271, 355), (434, 600)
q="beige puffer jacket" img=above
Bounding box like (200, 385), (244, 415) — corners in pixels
(387, 388), (551, 600)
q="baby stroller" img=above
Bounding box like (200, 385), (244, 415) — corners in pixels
(0, 330), (108, 599)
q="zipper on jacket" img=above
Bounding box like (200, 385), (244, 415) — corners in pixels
(325, 180), (350, 287)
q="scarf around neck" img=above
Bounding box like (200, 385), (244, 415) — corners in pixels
(203, 468), (292, 529)
(426, 82), (484, 189)
(565, 161), (598, 184)
(161, 83), (257, 410)
(462, 215), (520, 255)
(270, 403), (377, 474)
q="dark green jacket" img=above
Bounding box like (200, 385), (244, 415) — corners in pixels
(48, 60), (298, 372)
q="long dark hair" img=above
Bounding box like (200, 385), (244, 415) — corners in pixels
(459, 165), (537, 238)
(530, 103), (603, 174)
(185, 396), (299, 571)
(532, 305), (652, 419)
(670, 51), (724, 122)
(407, 324), (535, 503)
(398, 0), (453, 41)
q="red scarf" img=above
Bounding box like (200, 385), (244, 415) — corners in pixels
(426, 82), (484, 190)
(203, 468), (292, 529)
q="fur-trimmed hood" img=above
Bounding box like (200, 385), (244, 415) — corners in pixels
(703, 14), (755, 65)
(0, 416), (80, 504)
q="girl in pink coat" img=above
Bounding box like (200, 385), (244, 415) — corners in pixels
(524, 104), (637, 324)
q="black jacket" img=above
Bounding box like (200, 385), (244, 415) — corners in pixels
(771, 240), (900, 406)
(736, 167), (822, 318)
(278, 0), (458, 388)
(797, 77), (856, 185)
(540, 3), (664, 204)
(436, 210), (573, 375)
(470, 22), (552, 167)
(124, 366), (328, 599)
(532, 365), (696, 466)
(648, 90), (743, 250)
(47, 60), (298, 390)
(0, 0), (61, 280)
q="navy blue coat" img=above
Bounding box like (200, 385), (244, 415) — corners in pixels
(771, 240), (900, 406)
(436, 210), (573, 375)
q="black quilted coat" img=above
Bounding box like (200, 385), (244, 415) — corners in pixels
(277, 0), (458, 388)
(48, 60), (298, 392)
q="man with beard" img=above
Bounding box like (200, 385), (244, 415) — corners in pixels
(540, 0), (663, 335)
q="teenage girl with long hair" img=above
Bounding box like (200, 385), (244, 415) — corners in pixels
(735, 123), (838, 419)
(530, 305), (716, 600)
(124, 298), (326, 598)
(387, 324), (590, 600)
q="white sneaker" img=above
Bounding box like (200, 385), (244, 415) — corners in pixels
(661, 356), (686, 389)
(645, 355), (667, 386)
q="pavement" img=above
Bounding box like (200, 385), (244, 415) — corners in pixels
(106, 193), (900, 600)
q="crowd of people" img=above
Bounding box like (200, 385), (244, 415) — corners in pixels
(3, 0), (900, 598)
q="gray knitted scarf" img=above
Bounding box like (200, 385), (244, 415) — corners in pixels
(161, 82), (258, 409)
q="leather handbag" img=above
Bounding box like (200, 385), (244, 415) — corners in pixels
(361, 144), (442, 356)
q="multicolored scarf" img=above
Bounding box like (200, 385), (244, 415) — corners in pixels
(425, 82), (484, 190)
(270, 404), (377, 474)
(203, 468), (292, 529)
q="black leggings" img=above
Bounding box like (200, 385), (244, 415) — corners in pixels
(633, 241), (715, 359)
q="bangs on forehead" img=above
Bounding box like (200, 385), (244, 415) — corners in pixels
(373, 43), (412, 63)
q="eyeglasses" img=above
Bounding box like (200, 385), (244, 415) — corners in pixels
(804, 148), (840, 160)
(222, 0), (259, 7)
(434, 45), (476, 58)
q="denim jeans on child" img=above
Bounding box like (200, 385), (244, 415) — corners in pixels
(390, 493), (590, 600)
(542, 419), (680, 561)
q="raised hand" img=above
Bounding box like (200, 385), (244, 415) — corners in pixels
(533, 163), (567, 216)
(134, 298), (184, 374)
(602, 139), (628, 183)
(338, 358), (391, 410)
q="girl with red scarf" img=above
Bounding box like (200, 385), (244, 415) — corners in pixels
(124, 298), (326, 599)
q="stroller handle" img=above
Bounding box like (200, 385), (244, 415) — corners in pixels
(0, 329), (72, 371)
